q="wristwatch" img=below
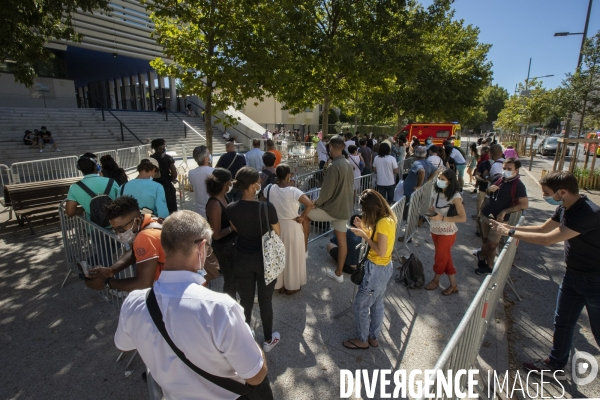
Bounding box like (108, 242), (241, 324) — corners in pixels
(508, 229), (516, 237)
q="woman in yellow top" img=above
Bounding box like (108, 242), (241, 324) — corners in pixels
(343, 189), (397, 350)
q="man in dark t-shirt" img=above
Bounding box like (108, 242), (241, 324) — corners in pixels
(476, 158), (528, 274)
(474, 155), (491, 238)
(150, 138), (178, 214)
(489, 171), (600, 380)
(217, 142), (247, 202)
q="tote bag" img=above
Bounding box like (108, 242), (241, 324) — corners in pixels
(259, 202), (286, 285)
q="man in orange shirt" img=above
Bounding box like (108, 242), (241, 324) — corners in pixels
(266, 139), (282, 167)
(85, 196), (165, 292)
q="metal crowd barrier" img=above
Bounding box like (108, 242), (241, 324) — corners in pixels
(116, 146), (143, 171)
(401, 179), (434, 248)
(58, 200), (134, 310)
(93, 150), (119, 162)
(10, 156), (81, 184)
(295, 169), (324, 191)
(420, 175), (436, 215)
(0, 163), (11, 191)
(420, 215), (526, 400)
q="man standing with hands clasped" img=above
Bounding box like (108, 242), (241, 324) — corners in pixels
(489, 171), (600, 380)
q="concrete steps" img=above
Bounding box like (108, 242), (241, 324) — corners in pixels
(0, 107), (245, 166)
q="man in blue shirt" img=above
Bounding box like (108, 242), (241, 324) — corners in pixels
(65, 153), (120, 221)
(119, 158), (169, 218)
(245, 139), (264, 171)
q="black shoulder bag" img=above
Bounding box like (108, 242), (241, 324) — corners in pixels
(145, 289), (274, 400)
(351, 225), (377, 285)
(435, 193), (459, 217)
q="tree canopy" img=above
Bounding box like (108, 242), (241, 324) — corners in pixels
(146, 0), (274, 152)
(1, 0), (109, 87)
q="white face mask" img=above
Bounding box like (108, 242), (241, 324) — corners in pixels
(436, 179), (448, 189)
(116, 218), (139, 244)
(227, 182), (233, 194)
(502, 170), (514, 179)
(254, 183), (261, 196)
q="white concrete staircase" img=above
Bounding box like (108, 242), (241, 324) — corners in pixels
(0, 107), (246, 166)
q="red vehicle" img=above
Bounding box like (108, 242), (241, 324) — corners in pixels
(584, 132), (600, 156)
(396, 123), (461, 146)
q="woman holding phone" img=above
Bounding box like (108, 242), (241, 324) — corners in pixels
(424, 169), (467, 295)
(342, 189), (397, 350)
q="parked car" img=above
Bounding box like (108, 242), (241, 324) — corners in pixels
(538, 137), (570, 156)
(584, 132), (600, 156)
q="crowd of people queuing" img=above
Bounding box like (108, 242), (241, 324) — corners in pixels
(63, 128), (599, 397)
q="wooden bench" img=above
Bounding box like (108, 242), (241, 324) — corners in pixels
(4, 178), (79, 234)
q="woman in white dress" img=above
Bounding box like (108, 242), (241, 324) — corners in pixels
(265, 164), (314, 295)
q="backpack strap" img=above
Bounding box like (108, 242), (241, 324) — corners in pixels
(145, 289), (250, 396)
(225, 153), (238, 171)
(120, 182), (126, 196)
(76, 181), (97, 198)
(104, 179), (115, 195)
(266, 184), (273, 202)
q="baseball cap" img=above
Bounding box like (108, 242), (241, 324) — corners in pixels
(414, 146), (427, 158)
(141, 158), (161, 178)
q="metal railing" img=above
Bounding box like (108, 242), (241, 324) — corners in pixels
(420, 214), (526, 400)
(1, 163), (12, 191)
(401, 179), (435, 247)
(106, 110), (145, 144)
(58, 200), (134, 310)
(90, 150), (118, 162)
(10, 156), (81, 184)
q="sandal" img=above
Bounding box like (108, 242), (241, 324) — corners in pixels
(368, 338), (378, 348)
(442, 286), (459, 296)
(343, 339), (369, 350)
(424, 280), (439, 291)
(285, 288), (301, 295)
(278, 287), (286, 294)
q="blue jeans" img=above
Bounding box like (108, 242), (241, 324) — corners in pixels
(353, 260), (394, 342)
(548, 269), (600, 368)
(377, 185), (395, 205)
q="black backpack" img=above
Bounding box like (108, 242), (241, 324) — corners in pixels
(76, 179), (115, 227)
(259, 170), (277, 197)
(396, 253), (424, 289)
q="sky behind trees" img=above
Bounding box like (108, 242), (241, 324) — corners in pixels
(421, 0), (600, 93)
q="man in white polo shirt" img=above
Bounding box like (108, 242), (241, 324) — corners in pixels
(115, 210), (271, 399)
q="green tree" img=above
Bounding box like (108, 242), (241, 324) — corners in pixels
(560, 31), (600, 138)
(1, 0), (110, 86)
(495, 79), (554, 133)
(481, 84), (509, 125)
(146, 0), (273, 152)
(359, 3), (492, 129)
(270, 0), (394, 136)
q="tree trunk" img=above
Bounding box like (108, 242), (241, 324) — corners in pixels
(397, 109), (403, 132)
(322, 92), (331, 136)
(205, 86), (213, 154)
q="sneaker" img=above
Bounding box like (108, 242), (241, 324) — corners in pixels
(475, 265), (493, 275)
(55, 149), (61, 152)
(523, 359), (567, 381)
(471, 248), (481, 256)
(326, 269), (343, 284)
(471, 189), (477, 194)
(263, 331), (280, 353)
(39, 149), (43, 153)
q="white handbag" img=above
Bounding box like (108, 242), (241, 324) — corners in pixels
(259, 201), (286, 285)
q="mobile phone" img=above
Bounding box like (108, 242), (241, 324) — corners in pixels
(425, 211), (437, 217)
(488, 213), (495, 220)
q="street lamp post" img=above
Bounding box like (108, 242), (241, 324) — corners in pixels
(554, 0), (594, 171)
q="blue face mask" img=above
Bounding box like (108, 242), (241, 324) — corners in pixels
(544, 194), (563, 206)
(426, 139), (432, 145)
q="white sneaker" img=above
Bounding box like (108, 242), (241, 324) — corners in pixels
(326, 269), (343, 284)
(471, 248), (481, 256)
(55, 149), (61, 152)
(39, 149), (43, 153)
(263, 331), (280, 353)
